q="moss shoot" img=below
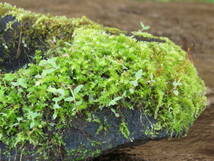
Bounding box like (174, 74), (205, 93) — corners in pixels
(0, 2), (207, 160)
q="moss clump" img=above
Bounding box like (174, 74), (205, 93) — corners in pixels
(0, 2), (206, 160)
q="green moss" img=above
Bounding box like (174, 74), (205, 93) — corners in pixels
(120, 121), (130, 139)
(0, 2), (207, 160)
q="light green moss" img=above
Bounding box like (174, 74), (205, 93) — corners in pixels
(0, 3), (207, 160)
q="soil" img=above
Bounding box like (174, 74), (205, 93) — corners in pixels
(2, 0), (214, 160)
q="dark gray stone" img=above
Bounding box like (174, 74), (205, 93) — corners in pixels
(0, 15), (46, 72)
(63, 108), (170, 160)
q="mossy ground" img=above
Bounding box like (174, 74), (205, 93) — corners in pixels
(0, 3), (207, 160)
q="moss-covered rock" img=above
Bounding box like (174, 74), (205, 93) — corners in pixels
(0, 3), (207, 161)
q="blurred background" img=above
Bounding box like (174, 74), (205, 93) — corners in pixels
(2, 0), (214, 161)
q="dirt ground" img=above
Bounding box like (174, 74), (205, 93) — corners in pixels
(1, 0), (214, 161)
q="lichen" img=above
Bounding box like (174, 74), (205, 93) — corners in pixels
(0, 3), (207, 160)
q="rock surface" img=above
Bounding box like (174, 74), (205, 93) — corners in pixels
(64, 108), (170, 160)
